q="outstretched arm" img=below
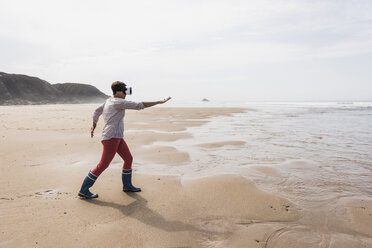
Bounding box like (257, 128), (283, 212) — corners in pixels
(143, 97), (172, 108)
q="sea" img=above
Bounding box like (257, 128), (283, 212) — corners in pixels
(136, 101), (372, 207)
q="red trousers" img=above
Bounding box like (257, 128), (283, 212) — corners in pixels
(91, 138), (132, 177)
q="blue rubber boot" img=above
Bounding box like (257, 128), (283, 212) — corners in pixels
(122, 169), (141, 192)
(78, 171), (99, 199)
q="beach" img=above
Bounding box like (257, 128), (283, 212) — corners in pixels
(1, 104), (372, 248)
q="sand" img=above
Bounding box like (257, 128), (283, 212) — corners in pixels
(0, 105), (371, 248)
(196, 140), (246, 148)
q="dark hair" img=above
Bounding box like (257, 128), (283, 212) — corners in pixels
(111, 81), (127, 95)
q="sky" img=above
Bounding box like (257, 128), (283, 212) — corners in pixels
(1, 0), (372, 103)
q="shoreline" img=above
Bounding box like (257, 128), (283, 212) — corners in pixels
(1, 105), (371, 247)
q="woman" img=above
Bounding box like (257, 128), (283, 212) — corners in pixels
(78, 81), (171, 199)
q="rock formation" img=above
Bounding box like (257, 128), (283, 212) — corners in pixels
(0, 72), (109, 105)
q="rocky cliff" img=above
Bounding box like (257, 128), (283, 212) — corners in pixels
(0, 72), (109, 105)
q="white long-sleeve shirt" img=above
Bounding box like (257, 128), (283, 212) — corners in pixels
(93, 97), (145, 140)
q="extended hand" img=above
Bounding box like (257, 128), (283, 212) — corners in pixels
(160, 97), (172, 104)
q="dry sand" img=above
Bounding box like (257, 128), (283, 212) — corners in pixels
(0, 105), (371, 248)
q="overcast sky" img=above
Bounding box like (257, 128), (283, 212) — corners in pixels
(1, 0), (371, 103)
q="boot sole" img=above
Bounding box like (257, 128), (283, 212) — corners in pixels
(123, 189), (141, 192)
(78, 192), (98, 199)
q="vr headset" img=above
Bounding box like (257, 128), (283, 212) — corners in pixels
(124, 87), (132, 95)
(113, 82), (133, 95)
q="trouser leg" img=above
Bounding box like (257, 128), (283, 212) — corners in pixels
(116, 138), (133, 170)
(91, 138), (120, 176)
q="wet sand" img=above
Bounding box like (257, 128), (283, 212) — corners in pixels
(0, 105), (371, 247)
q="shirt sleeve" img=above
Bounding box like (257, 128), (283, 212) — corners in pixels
(93, 102), (105, 123)
(116, 100), (145, 110)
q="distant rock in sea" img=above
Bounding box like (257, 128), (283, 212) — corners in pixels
(0, 72), (109, 105)
(202, 98), (210, 102)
